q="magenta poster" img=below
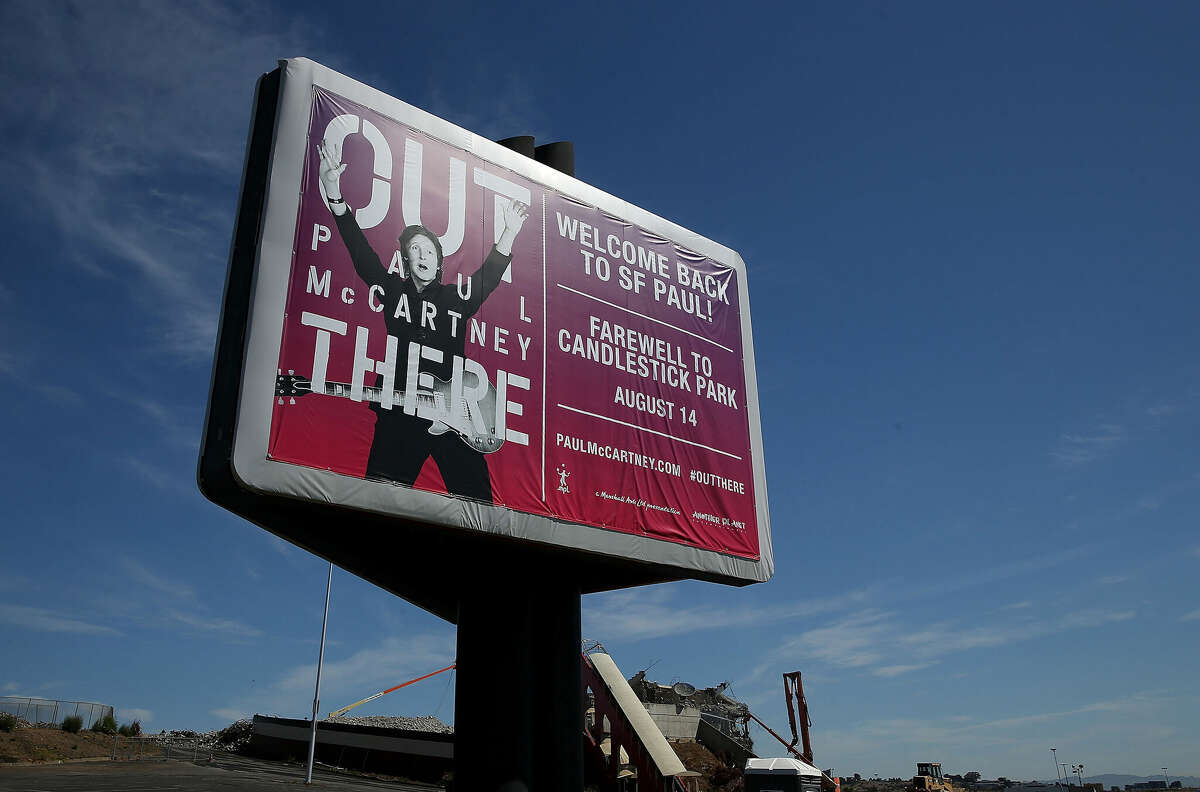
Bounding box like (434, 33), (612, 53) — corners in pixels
(268, 88), (758, 560)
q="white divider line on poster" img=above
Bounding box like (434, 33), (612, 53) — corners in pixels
(555, 284), (736, 354)
(555, 404), (744, 460)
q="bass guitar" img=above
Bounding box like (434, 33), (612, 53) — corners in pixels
(275, 370), (504, 454)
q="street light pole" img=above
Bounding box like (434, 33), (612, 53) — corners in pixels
(1162, 768), (1169, 788)
(305, 562), (333, 785)
(1051, 748), (1061, 788)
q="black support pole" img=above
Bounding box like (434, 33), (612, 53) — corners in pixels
(454, 564), (583, 791)
(454, 574), (536, 790)
(531, 573), (582, 792)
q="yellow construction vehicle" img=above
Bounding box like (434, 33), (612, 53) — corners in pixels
(911, 763), (958, 792)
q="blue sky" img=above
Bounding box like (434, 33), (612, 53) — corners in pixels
(1, 0), (1197, 781)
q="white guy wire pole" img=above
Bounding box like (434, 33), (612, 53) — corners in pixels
(306, 562), (333, 785)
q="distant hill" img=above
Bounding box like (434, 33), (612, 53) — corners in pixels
(1094, 776), (1199, 789)
(1037, 776), (1200, 789)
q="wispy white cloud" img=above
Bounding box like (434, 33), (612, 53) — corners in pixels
(119, 557), (195, 600)
(117, 707), (154, 724)
(257, 533), (314, 575)
(2, 0), (317, 360)
(897, 543), (1098, 605)
(950, 690), (1171, 734)
(756, 606), (1136, 681)
(1181, 609), (1200, 622)
(104, 394), (201, 451)
(119, 456), (191, 496)
(872, 663), (934, 678)
(1052, 423), (1124, 466)
(212, 631), (455, 722)
(0, 575), (34, 594)
(588, 546), (1108, 649)
(1135, 494), (1163, 511)
(234, 554), (263, 582)
(425, 66), (549, 146)
(275, 634), (454, 694)
(2, 682), (19, 693)
(34, 384), (85, 407)
(1059, 608), (1136, 629)
(0, 343), (83, 405)
(1122, 476), (1200, 522)
(0, 604), (119, 635)
(747, 610), (895, 685)
(791, 610), (892, 668)
(167, 610), (262, 639)
(583, 584), (874, 642)
(809, 690), (1179, 771)
(269, 536), (297, 559)
(902, 608), (1135, 659)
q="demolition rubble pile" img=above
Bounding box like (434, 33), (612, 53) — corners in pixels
(626, 671), (754, 751)
(325, 714), (452, 734)
(151, 719), (255, 752)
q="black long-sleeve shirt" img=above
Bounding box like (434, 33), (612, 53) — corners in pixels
(333, 209), (512, 382)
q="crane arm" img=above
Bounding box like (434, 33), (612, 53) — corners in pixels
(327, 663), (456, 719)
(783, 671), (814, 764)
(745, 709), (802, 760)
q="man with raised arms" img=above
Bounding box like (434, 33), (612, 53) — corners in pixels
(317, 140), (528, 503)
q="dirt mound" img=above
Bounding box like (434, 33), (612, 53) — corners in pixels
(672, 740), (743, 792)
(0, 727), (117, 764)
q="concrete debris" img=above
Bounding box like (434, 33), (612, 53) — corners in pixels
(150, 720), (255, 752)
(324, 714), (453, 734)
(147, 714), (451, 757)
(627, 671), (754, 751)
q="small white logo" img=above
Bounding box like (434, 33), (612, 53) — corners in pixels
(556, 465), (571, 494)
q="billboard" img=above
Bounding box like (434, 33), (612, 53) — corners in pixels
(202, 58), (772, 590)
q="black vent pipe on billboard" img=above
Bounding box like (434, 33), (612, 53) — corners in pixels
(497, 136), (576, 178)
(496, 135), (535, 158)
(535, 141), (575, 177)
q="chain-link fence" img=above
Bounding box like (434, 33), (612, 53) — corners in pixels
(111, 736), (218, 762)
(0, 696), (113, 727)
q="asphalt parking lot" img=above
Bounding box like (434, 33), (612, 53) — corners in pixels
(0, 754), (440, 791)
